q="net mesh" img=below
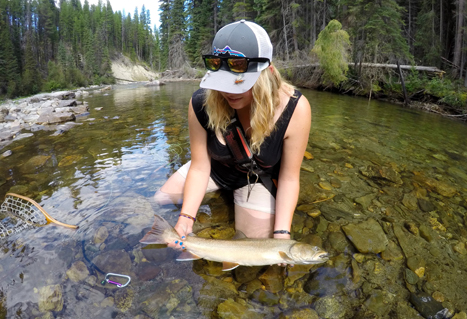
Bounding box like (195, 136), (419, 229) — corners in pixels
(0, 194), (47, 238)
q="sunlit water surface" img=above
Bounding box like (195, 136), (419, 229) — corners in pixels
(0, 82), (466, 318)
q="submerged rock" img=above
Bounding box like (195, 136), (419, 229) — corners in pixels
(364, 289), (396, 317)
(38, 285), (63, 312)
(313, 295), (351, 319)
(114, 288), (134, 312)
(360, 165), (403, 186)
(19, 155), (51, 173)
(342, 218), (388, 254)
(91, 249), (132, 274)
(93, 226), (109, 244)
(258, 265), (285, 293)
(410, 292), (450, 319)
(279, 308), (319, 319)
(66, 261), (89, 282)
(217, 298), (263, 319)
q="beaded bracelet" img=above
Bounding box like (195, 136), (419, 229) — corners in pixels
(273, 230), (291, 235)
(179, 213), (196, 222)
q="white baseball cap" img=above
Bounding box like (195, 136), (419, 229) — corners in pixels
(200, 20), (273, 94)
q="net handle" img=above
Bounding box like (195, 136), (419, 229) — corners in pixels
(5, 193), (79, 229)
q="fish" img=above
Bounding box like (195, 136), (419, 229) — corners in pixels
(140, 215), (329, 271)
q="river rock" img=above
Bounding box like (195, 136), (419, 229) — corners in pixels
(409, 292), (449, 319)
(279, 308), (319, 319)
(251, 289), (280, 306)
(91, 250), (132, 274)
(198, 276), (238, 314)
(313, 295), (351, 319)
(38, 285), (63, 312)
(0, 150), (12, 158)
(405, 268), (419, 285)
(135, 263), (162, 281)
(100, 297), (114, 308)
(20, 155), (51, 173)
(342, 218), (388, 254)
(93, 226), (109, 244)
(359, 165), (403, 186)
(258, 265), (284, 293)
(328, 231), (350, 253)
(413, 175), (457, 198)
(453, 241), (467, 255)
(364, 289), (395, 317)
(36, 112), (76, 124)
(66, 261), (89, 282)
(402, 192), (419, 210)
(453, 312), (467, 319)
(393, 223), (420, 257)
(381, 240), (404, 261)
(284, 264), (315, 286)
(351, 259), (362, 283)
(234, 266), (263, 284)
(407, 255), (426, 278)
(354, 193), (377, 210)
(217, 298), (263, 319)
(418, 198), (436, 212)
(320, 204), (353, 222)
(114, 288), (134, 312)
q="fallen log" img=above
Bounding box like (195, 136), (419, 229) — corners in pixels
(288, 63), (444, 73)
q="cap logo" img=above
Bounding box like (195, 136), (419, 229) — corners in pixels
(234, 74), (245, 84)
(214, 46), (245, 57)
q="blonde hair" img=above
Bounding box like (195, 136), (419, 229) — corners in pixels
(204, 65), (294, 154)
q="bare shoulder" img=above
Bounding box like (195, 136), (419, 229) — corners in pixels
(285, 92), (311, 139)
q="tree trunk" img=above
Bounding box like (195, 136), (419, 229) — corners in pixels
(281, 0), (290, 61)
(452, 0), (464, 78)
(292, 3), (298, 52)
(310, 0), (316, 47)
(439, 0), (443, 47)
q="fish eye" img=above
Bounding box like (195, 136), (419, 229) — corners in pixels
(312, 246), (320, 252)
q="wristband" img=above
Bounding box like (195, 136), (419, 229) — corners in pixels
(179, 213), (196, 222)
(273, 230), (291, 235)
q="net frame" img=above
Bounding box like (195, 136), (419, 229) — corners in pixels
(0, 193), (78, 238)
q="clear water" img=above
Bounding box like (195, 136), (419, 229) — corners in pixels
(0, 82), (466, 318)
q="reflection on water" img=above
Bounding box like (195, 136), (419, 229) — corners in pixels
(0, 82), (467, 318)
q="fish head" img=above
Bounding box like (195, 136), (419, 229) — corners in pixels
(288, 243), (329, 265)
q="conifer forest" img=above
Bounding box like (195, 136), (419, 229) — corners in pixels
(1, 0), (467, 109)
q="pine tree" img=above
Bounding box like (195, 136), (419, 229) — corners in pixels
(312, 19), (350, 86)
(22, 36), (42, 95)
(347, 0), (412, 64)
(0, 1), (21, 97)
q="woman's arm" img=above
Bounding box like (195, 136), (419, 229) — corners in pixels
(172, 98), (212, 242)
(274, 95), (312, 239)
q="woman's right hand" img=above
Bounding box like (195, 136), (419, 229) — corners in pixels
(167, 216), (193, 250)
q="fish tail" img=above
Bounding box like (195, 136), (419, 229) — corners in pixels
(139, 214), (180, 244)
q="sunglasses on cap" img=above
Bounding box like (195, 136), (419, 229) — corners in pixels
(202, 55), (270, 73)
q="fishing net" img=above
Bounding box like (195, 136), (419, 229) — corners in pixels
(0, 193), (78, 238)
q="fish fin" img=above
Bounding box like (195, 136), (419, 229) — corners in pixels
(222, 262), (240, 271)
(176, 251), (202, 261)
(279, 251), (294, 263)
(139, 215), (179, 244)
(232, 230), (248, 240)
(187, 232), (197, 237)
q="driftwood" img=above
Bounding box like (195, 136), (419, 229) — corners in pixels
(114, 77), (138, 82)
(289, 63), (444, 73)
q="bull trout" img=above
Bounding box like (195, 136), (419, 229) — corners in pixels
(140, 215), (329, 271)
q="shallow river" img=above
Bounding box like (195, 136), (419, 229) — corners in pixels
(0, 82), (466, 318)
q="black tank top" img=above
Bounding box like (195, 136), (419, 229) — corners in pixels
(192, 88), (302, 190)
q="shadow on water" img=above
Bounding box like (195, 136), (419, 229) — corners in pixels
(1, 82), (467, 318)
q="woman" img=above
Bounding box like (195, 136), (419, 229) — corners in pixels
(155, 20), (311, 248)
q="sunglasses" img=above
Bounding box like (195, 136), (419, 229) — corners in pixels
(202, 55), (270, 73)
